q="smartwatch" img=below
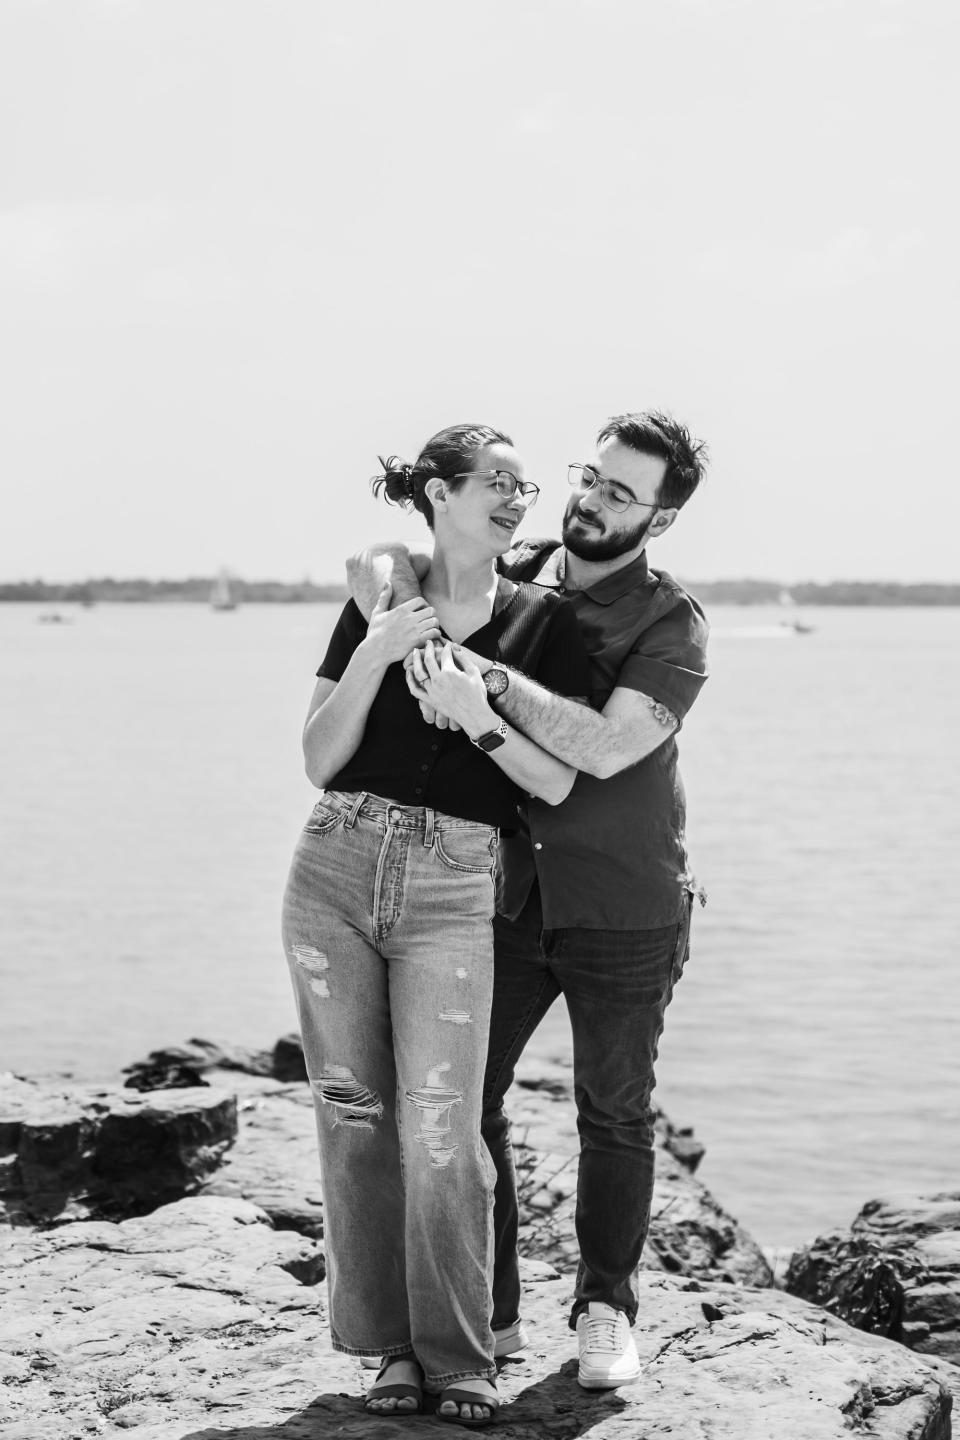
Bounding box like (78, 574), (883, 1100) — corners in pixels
(482, 665), (510, 702)
(470, 718), (509, 752)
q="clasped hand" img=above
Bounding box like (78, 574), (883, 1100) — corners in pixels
(404, 641), (490, 735)
(364, 583), (441, 665)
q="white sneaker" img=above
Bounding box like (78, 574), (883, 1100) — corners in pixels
(576, 1302), (641, 1388)
(492, 1319), (530, 1358)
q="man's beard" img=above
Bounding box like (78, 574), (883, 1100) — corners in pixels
(562, 498), (653, 561)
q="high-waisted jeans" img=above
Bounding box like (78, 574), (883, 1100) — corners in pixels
(281, 790), (499, 1388)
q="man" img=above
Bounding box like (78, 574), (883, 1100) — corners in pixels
(348, 410), (708, 1389)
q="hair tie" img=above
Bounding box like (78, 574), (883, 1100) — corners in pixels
(377, 454), (414, 482)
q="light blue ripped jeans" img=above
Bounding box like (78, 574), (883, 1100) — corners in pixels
(281, 789), (498, 1389)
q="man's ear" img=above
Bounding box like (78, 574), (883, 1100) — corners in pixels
(424, 476), (447, 512)
(650, 507), (678, 537)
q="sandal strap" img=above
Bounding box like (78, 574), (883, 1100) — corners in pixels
(367, 1381), (421, 1401)
(439, 1383), (499, 1412)
(366, 1356), (423, 1404)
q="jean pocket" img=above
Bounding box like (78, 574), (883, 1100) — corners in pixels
(303, 799), (344, 837)
(434, 828), (497, 875)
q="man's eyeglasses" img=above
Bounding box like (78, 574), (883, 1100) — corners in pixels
(568, 463), (659, 514)
(452, 470), (540, 507)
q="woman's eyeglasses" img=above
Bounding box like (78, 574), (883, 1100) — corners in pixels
(452, 470), (540, 506)
(568, 463), (659, 514)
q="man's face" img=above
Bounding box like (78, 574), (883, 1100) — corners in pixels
(562, 439), (668, 562)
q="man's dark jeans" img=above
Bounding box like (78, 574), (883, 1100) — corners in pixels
(481, 886), (692, 1329)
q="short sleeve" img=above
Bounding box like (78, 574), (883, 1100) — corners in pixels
(615, 596), (709, 719)
(316, 599), (367, 682)
(530, 597), (592, 698)
(499, 537), (560, 581)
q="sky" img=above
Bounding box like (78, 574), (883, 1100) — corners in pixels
(1, 0), (957, 585)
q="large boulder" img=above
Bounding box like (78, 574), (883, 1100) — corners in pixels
(0, 1196), (950, 1439)
(0, 1075), (237, 1224)
(786, 1192), (960, 1364)
(122, 1034), (308, 1089)
(122, 1037), (275, 1090)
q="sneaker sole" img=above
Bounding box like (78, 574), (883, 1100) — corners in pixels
(577, 1361), (641, 1389)
(493, 1322), (530, 1358)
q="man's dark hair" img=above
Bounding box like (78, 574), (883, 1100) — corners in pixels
(596, 410), (707, 510)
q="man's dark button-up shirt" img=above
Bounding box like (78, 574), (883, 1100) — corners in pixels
(498, 539), (709, 930)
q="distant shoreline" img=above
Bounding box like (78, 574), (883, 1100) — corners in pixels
(4, 577), (960, 606)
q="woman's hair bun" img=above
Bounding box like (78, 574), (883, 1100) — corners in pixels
(372, 454), (419, 508)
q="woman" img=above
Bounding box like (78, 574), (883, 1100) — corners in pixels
(282, 423), (590, 1426)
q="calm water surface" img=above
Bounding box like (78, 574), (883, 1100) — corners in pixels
(1, 601), (957, 1248)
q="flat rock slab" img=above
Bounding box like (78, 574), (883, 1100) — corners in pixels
(0, 1076), (237, 1224)
(787, 1193), (960, 1364)
(0, 1195), (323, 1438)
(0, 1195), (951, 1439)
(199, 1078), (324, 1238)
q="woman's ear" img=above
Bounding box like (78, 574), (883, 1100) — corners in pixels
(424, 476), (447, 512)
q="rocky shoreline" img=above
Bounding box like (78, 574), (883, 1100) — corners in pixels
(2, 1036), (956, 1438)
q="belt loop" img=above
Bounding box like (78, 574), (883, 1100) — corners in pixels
(344, 792), (365, 830)
(423, 807), (436, 849)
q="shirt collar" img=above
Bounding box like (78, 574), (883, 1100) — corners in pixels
(538, 546), (652, 606)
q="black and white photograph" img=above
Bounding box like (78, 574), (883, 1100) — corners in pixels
(2, 1), (958, 1435)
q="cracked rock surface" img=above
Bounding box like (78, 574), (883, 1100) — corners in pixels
(0, 1198), (951, 1439)
(2, 1043), (953, 1437)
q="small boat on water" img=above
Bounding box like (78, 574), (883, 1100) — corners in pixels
(712, 591), (818, 640)
(777, 589), (815, 634)
(38, 610), (73, 625)
(210, 570), (238, 611)
(711, 622), (800, 640)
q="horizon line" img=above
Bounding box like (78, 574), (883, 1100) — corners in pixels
(4, 574), (960, 591)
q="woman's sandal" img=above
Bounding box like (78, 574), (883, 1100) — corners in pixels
(363, 1356), (423, 1417)
(435, 1379), (500, 1428)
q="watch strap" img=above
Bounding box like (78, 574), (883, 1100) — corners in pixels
(470, 718), (509, 752)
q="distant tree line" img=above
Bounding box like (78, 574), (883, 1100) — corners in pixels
(0, 578), (350, 603)
(2, 577), (960, 606)
(684, 579), (960, 606)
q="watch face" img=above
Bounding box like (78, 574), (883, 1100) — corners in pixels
(484, 666), (509, 698)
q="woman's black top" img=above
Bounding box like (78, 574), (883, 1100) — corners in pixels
(316, 582), (591, 832)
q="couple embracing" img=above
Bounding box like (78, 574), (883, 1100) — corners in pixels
(281, 410), (709, 1426)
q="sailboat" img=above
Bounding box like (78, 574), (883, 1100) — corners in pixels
(712, 589), (817, 640)
(210, 569), (238, 611)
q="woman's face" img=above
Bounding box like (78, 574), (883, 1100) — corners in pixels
(439, 442), (533, 556)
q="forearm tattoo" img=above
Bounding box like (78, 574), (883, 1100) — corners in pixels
(641, 694), (678, 728)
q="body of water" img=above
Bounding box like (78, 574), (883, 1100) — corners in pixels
(1, 600), (957, 1250)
